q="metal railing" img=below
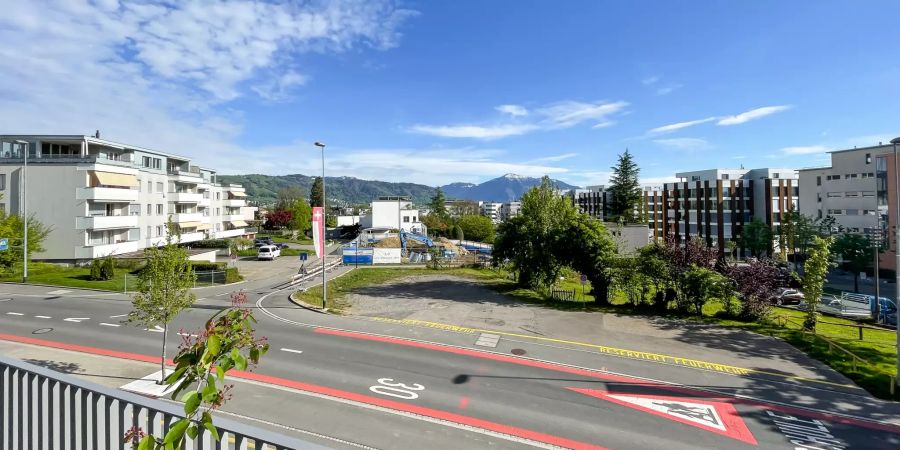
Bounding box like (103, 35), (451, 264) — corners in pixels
(0, 354), (326, 450)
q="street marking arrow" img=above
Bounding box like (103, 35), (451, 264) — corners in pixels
(569, 388), (757, 445)
(63, 317), (90, 323)
(145, 325), (165, 333)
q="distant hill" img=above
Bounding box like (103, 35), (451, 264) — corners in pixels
(217, 174), (437, 206)
(441, 174), (579, 202)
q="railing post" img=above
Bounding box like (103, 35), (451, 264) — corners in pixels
(858, 326), (863, 341)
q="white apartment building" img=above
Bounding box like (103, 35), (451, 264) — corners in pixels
(480, 201), (504, 223)
(360, 196), (426, 233)
(798, 143), (892, 235)
(501, 201), (521, 221)
(0, 135), (250, 263)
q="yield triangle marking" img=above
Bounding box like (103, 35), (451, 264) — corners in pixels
(569, 388), (757, 445)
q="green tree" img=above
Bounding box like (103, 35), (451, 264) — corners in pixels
(0, 212), (51, 276)
(428, 188), (449, 220)
(558, 215), (618, 303)
(607, 149), (642, 223)
(277, 186), (305, 209)
(457, 215), (495, 242)
(637, 244), (671, 310)
(802, 236), (833, 330)
(740, 218), (773, 258)
(128, 220), (197, 383)
(832, 233), (873, 293)
(681, 265), (730, 315)
(309, 177), (324, 207)
(288, 199), (312, 235)
(126, 291), (269, 450)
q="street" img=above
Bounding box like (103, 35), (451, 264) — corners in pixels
(1, 272), (899, 449)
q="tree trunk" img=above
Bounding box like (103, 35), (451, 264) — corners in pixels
(853, 274), (859, 294)
(159, 321), (168, 384)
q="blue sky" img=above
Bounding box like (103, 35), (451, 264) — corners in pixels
(1, 0), (898, 186)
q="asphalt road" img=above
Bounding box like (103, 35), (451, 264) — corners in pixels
(1, 275), (899, 449)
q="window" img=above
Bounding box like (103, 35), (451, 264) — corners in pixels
(152, 158), (161, 169)
(157, 204), (163, 215)
(403, 216), (410, 223)
(146, 204), (152, 215)
(156, 225), (163, 237)
(845, 209), (859, 215)
(863, 191), (875, 197)
(817, 193), (821, 203)
(851, 173), (858, 178)
(851, 227), (860, 233)
(129, 204), (141, 216)
(147, 181), (152, 192)
(215, 208), (220, 216)
(128, 228), (140, 241)
(773, 173), (780, 179)
(146, 226), (151, 238)
(722, 174), (730, 180)
(818, 209), (822, 219)
(826, 192), (842, 197)
(143, 156), (151, 168)
(816, 176), (821, 186)
(216, 192), (221, 200)
(845, 174), (851, 179)
(866, 153), (872, 164)
(845, 192), (859, 197)
(0, 174), (4, 190)
(156, 182), (164, 193)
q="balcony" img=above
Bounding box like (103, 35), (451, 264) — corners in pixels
(76, 215), (139, 230)
(76, 240), (140, 259)
(216, 228), (245, 239)
(222, 198), (246, 207)
(223, 214), (246, 222)
(169, 170), (203, 184)
(171, 212), (203, 223)
(75, 187), (139, 202)
(170, 192), (203, 203)
(177, 231), (206, 243)
(198, 195), (211, 206)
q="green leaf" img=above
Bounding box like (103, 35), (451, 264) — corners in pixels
(234, 353), (247, 371)
(249, 347), (259, 363)
(186, 424), (198, 439)
(166, 366), (187, 384)
(216, 365), (225, 381)
(163, 418), (190, 444)
(202, 382), (218, 402)
(201, 411), (220, 441)
(138, 435), (155, 450)
(209, 333), (222, 355)
(182, 391), (200, 416)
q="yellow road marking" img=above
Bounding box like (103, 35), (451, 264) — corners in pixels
(369, 316), (858, 389)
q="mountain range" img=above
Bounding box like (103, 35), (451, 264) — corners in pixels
(218, 173), (580, 206)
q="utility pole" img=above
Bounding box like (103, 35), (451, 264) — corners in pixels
(15, 140), (29, 283)
(315, 141), (327, 310)
(891, 136), (900, 391)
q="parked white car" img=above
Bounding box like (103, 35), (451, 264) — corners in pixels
(257, 245), (281, 261)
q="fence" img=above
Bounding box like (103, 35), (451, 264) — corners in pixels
(0, 354), (326, 450)
(551, 288), (577, 302)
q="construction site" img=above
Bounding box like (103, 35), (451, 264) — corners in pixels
(342, 229), (492, 266)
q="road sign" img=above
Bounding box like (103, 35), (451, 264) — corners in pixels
(0, 238), (7, 251)
(580, 274), (587, 285)
(300, 253), (308, 261)
(569, 388), (756, 445)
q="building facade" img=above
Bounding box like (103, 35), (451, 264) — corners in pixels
(480, 202), (504, 223)
(0, 135), (249, 262)
(361, 196), (426, 233)
(645, 168), (798, 256)
(798, 144), (892, 235)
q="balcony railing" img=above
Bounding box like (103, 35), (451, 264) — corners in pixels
(0, 354), (320, 449)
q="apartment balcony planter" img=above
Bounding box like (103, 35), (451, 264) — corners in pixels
(216, 228), (245, 239)
(222, 199), (246, 207)
(75, 215), (139, 230)
(75, 187), (139, 202)
(170, 192), (203, 203)
(76, 240), (140, 259)
(172, 212), (203, 223)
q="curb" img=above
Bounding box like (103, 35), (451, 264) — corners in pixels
(288, 291), (329, 313)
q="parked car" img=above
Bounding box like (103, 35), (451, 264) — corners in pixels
(254, 237), (274, 247)
(257, 245), (280, 261)
(769, 288), (804, 305)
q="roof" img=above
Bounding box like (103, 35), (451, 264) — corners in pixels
(797, 166), (832, 171)
(827, 143), (895, 155)
(0, 134), (193, 161)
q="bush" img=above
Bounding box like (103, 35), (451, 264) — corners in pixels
(115, 259), (144, 271)
(189, 239), (230, 249)
(225, 267), (243, 284)
(190, 262), (226, 272)
(90, 256), (116, 281)
(90, 259), (102, 280)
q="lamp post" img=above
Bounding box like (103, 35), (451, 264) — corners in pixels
(15, 140), (28, 283)
(892, 136), (900, 391)
(314, 141), (327, 310)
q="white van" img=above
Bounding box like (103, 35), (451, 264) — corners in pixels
(257, 245), (280, 261)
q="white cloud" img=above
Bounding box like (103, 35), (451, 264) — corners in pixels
(528, 152), (578, 163)
(0, 0), (415, 171)
(406, 124), (539, 139)
(656, 84), (681, 96)
(495, 104), (528, 117)
(653, 137), (712, 151)
(642, 76), (659, 85)
(782, 145), (829, 155)
(410, 100), (628, 139)
(648, 117), (717, 134)
(717, 105), (791, 126)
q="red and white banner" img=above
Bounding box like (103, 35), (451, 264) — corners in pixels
(312, 206), (324, 258)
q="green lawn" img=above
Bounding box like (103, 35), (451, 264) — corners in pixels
(257, 232), (313, 245)
(0, 263), (137, 291)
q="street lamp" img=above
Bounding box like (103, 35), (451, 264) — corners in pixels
(15, 140), (28, 283)
(892, 136), (900, 391)
(314, 141), (327, 310)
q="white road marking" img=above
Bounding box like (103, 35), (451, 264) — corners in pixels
(369, 378), (424, 400)
(177, 332), (199, 337)
(6, 312), (23, 316)
(63, 317), (90, 323)
(280, 347), (304, 354)
(46, 289), (72, 295)
(474, 333), (500, 348)
(109, 314), (128, 318)
(35, 315), (51, 319)
(216, 292), (230, 297)
(146, 325), (165, 333)
(99, 322), (120, 327)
